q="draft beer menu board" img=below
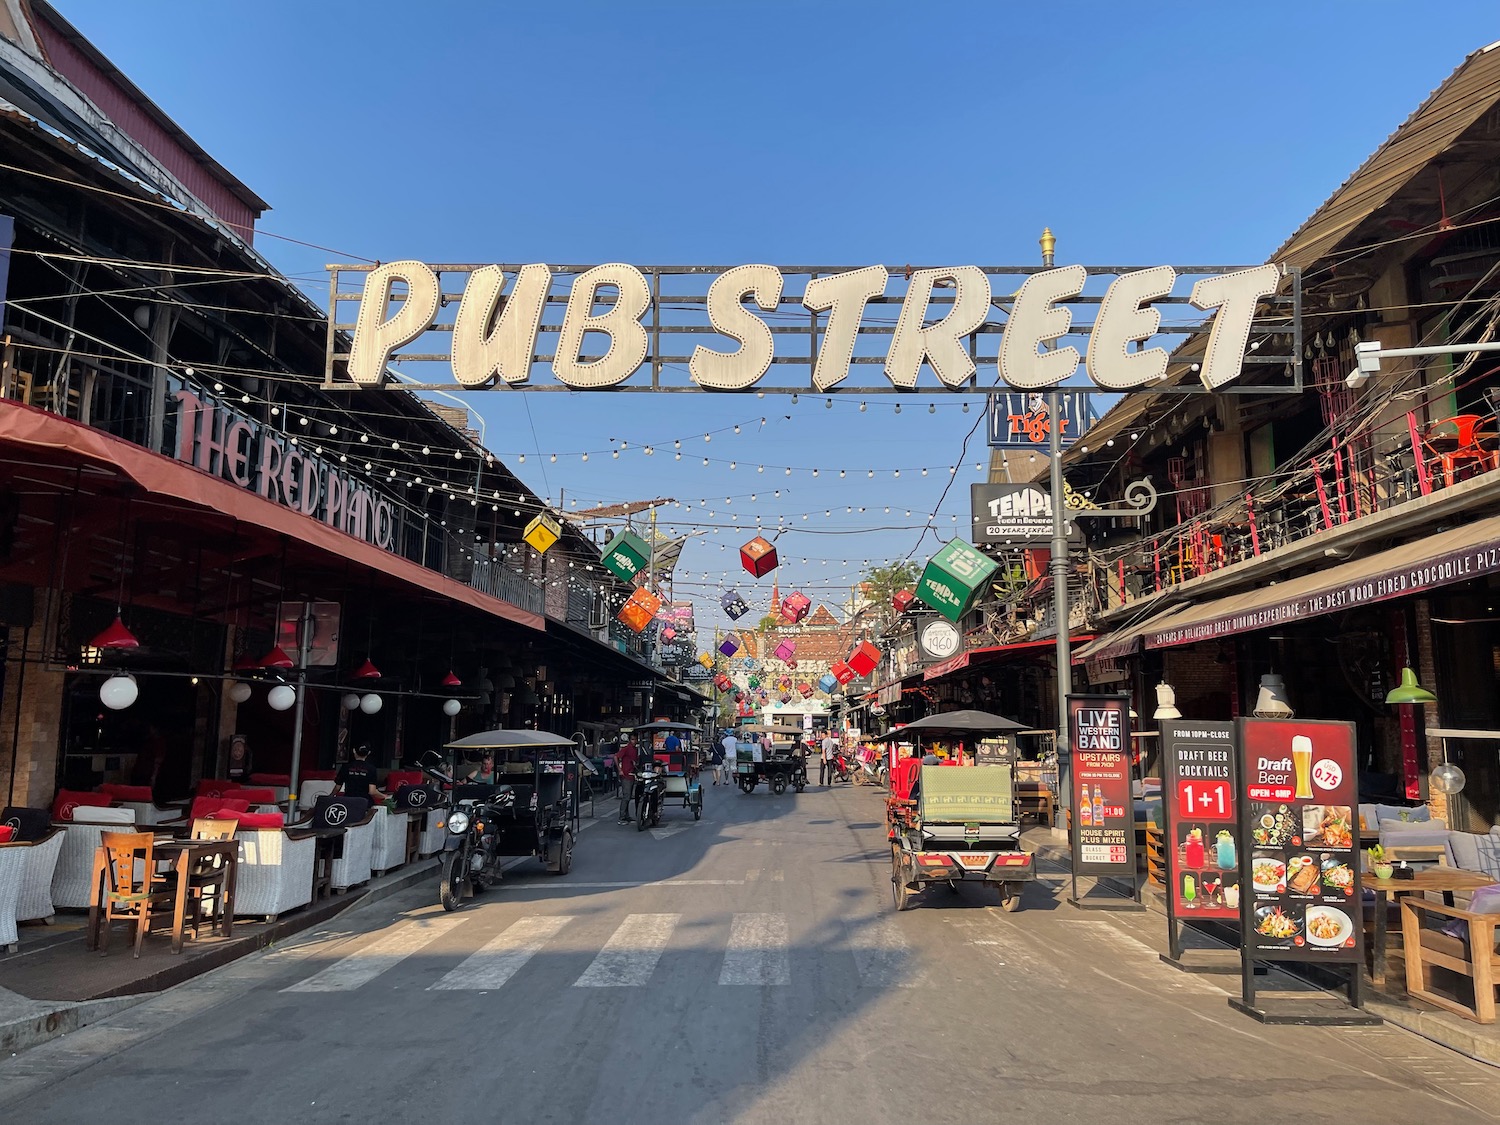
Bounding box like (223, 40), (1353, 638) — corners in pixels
(1236, 719), (1362, 964)
(1160, 721), (1239, 922)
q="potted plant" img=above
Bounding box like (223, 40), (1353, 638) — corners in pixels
(1368, 844), (1393, 881)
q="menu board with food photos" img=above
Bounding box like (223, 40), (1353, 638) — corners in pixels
(1160, 721), (1239, 926)
(1237, 718), (1362, 965)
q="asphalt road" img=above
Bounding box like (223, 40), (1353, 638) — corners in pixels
(4, 779), (1500, 1124)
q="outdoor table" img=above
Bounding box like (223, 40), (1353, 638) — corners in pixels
(86, 837), (239, 954)
(1368, 867), (1491, 988)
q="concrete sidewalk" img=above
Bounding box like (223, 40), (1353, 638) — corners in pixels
(0, 858), (436, 1055)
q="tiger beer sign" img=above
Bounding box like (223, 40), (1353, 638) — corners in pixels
(328, 261), (1287, 395)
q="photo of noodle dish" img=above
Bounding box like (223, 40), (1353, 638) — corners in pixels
(1320, 855), (1355, 892)
(1305, 905), (1354, 948)
(1254, 905), (1301, 940)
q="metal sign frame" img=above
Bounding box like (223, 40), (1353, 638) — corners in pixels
(322, 262), (1303, 396)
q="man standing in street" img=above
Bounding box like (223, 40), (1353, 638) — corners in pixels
(616, 737), (639, 823)
(819, 729), (841, 786)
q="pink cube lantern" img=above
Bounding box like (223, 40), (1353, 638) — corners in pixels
(780, 592), (812, 624)
(774, 639), (796, 662)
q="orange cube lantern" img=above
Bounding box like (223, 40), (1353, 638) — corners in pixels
(848, 641), (882, 678)
(740, 535), (778, 577)
(796, 682), (814, 699)
(618, 587), (662, 634)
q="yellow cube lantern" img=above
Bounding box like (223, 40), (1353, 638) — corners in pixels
(523, 513), (562, 554)
(699, 652), (715, 670)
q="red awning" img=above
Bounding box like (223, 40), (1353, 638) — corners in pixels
(923, 636), (1093, 681)
(0, 404), (545, 630)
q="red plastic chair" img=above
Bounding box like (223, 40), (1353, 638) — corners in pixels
(1425, 414), (1499, 486)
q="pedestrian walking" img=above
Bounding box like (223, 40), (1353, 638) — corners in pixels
(718, 730), (738, 785)
(819, 730), (840, 786)
(616, 737), (639, 823)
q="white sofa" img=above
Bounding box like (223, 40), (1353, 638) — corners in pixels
(50, 809), (137, 909)
(0, 845), (25, 952)
(371, 807), (417, 875)
(233, 826), (316, 922)
(419, 808), (448, 857)
(330, 809), (377, 893)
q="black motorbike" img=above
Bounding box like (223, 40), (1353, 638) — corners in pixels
(635, 763), (665, 832)
(423, 758), (517, 911)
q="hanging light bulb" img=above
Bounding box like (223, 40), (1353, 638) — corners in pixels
(100, 673), (139, 710)
(267, 684), (297, 711)
(928, 403), (935, 414)
(443, 699), (462, 717)
(1430, 761), (1466, 795)
(229, 682), (253, 704)
(360, 693), (383, 715)
(342, 693), (362, 711)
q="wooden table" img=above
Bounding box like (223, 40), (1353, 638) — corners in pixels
(87, 838), (238, 954)
(1369, 867), (1491, 987)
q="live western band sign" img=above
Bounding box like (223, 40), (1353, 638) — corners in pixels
(324, 261), (1296, 394)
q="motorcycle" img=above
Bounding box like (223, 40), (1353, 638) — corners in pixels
(635, 762), (665, 832)
(423, 757), (518, 911)
(832, 748), (853, 783)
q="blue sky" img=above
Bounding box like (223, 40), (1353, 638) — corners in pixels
(57, 1), (1500, 623)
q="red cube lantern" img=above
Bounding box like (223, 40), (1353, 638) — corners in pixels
(847, 641), (882, 678)
(832, 660), (855, 684)
(796, 682), (814, 699)
(740, 535), (778, 578)
(780, 592), (811, 624)
(893, 589), (916, 613)
(661, 625), (676, 642)
(714, 673), (733, 692)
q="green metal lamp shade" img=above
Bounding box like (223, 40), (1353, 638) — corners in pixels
(1385, 666), (1437, 705)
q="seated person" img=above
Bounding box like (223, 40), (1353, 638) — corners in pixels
(467, 751), (499, 784)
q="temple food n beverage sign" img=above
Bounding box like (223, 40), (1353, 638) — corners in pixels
(326, 261), (1293, 394)
(1068, 694), (1135, 877)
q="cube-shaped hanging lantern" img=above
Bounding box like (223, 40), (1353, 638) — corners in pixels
(719, 633), (741, 657)
(917, 537), (1000, 623)
(618, 602), (654, 633)
(796, 682), (814, 699)
(778, 692), (792, 704)
(720, 590), (751, 619)
(660, 625), (676, 642)
(893, 588), (916, 614)
(523, 513), (562, 554)
(847, 641), (883, 678)
(714, 673), (732, 692)
(832, 660), (855, 684)
(698, 652), (715, 670)
(601, 530), (651, 582)
(740, 535), (778, 577)
(734, 691), (744, 703)
(774, 639), (796, 662)
(818, 672), (839, 694)
(780, 592), (812, 624)
(777, 675), (793, 691)
(748, 676), (761, 690)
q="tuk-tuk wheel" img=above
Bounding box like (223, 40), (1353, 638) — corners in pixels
(692, 800), (702, 820)
(771, 775), (787, 796)
(548, 829), (573, 875)
(892, 863), (912, 912)
(1000, 882), (1023, 911)
(793, 780), (805, 793)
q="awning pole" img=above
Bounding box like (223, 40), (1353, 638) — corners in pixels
(286, 600), (314, 819)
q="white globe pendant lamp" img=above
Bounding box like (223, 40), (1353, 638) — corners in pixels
(267, 684), (297, 711)
(341, 693), (362, 711)
(442, 698), (462, 717)
(360, 693), (383, 715)
(228, 682), (253, 704)
(99, 673), (138, 710)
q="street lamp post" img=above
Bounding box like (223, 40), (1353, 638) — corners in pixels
(1042, 228), (1074, 812)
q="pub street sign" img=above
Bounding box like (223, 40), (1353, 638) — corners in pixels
(325, 261), (1297, 395)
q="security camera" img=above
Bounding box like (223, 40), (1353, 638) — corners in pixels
(1345, 340), (1382, 389)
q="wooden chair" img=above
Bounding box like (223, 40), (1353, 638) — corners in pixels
(185, 819), (237, 940)
(95, 830), (174, 958)
(1402, 898), (1500, 1023)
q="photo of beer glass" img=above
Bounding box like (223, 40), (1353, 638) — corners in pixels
(1291, 735), (1314, 800)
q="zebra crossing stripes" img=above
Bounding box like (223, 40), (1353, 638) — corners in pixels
(718, 913), (791, 986)
(573, 914), (680, 987)
(849, 917), (923, 989)
(282, 915), (468, 993)
(429, 915), (574, 990)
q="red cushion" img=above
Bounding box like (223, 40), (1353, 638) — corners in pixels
(0, 825), (13, 843)
(195, 779), (242, 800)
(301, 770), (337, 781)
(230, 788), (278, 805)
(99, 783), (155, 801)
(385, 770), (424, 789)
(215, 808), (284, 829)
(190, 796), (250, 821)
(51, 790), (114, 822)
(249, 773), (290, 786)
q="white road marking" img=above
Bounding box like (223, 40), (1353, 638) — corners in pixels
(574, 914), (681, 987)
(851, 917), (923, 988)
(502, 878), (745, 890)
(429, 916), (573, 991)
(649, 824), (691, 840)
(283, 915), (468, 993)
(719, 913), (790, 986)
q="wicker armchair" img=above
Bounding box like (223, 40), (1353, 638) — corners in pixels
(330, 808), (378, 892)
(0, 844), (25, 951)
(419, 808), (448, 857)
(371, 807), (415, 875)
(232, 826), (316, 922)
(6, 828), (64, 923)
